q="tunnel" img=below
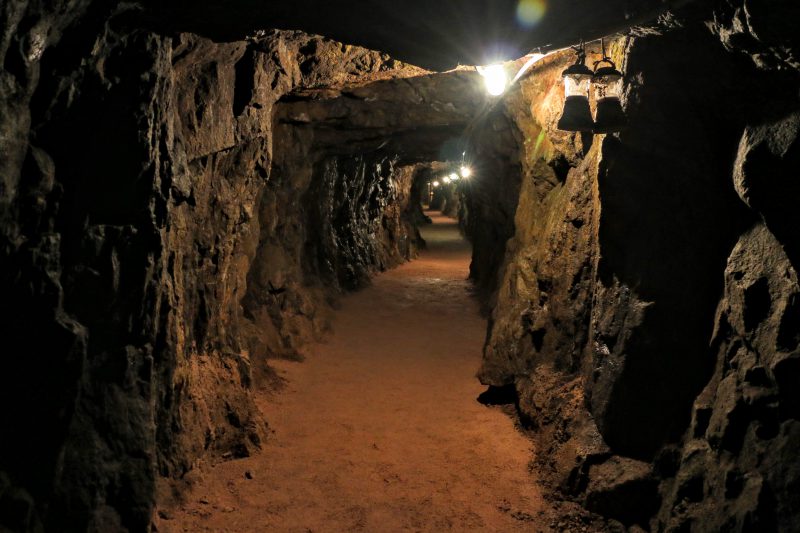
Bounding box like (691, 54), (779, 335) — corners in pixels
(1, 1), (799, 532)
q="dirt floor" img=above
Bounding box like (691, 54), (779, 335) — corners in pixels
(163, 212), (554, 532)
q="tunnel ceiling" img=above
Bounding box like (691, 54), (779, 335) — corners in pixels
(143, 0), (695, 70)
(275, 71), (484, 163)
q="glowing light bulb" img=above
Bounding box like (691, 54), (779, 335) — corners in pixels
(449, 173), (459, 181)
(478, 64), (507, 96)
(443, 176), (451, 184)
(433, 181), (440, 187)
(460, 166), (472, 178)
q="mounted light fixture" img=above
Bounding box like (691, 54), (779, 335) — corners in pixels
(449, 173), (459, 181)
(443, 176), (451, 184)
(460, 166), (472, 179)
(556, 43), (594, 132)
(592, 39), (627, 134)
(433, 180), (440, 187)
(477, 64), (508, 96)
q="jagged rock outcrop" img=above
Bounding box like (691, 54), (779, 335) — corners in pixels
(459, 104), (524, 305)
(241, 69), (483, 360)
(468, 1), (800, 530)
(587, 17), (755, 461)
(242, 155), (423, 361)
(711, 0), (799, 71)
(0, 1), (487, 526)
(2, 0), (798, 531)
(656, 222), (799, 531)
(655, 95), (800, 532)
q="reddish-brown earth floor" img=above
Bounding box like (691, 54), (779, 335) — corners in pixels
(163, 212), (551, 532)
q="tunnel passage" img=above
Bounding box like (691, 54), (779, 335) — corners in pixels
(241, 70), (490, 364)
(2, 1), (800, 530)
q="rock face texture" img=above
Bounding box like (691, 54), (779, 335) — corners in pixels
(657, 222), (800, 531)
(466, 1), (800, 530)
(0, 3), (483, 529)
(242, 69), (483, 361)
(1, 0), (799, 531)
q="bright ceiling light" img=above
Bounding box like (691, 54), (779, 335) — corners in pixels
(477, 64), (507, 96)
(460, 166), (472, 178)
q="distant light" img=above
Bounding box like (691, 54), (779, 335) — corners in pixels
(449, 173), (459, 181)
(433, 181), (440, 187)
(460, 166), (472, 178)
(443, 176), (451, 184)
(477, 64), (507, 96)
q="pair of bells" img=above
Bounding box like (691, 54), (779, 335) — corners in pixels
(557, 56), (627, 134)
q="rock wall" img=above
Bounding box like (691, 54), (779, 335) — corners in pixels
(657, 222), (800, 531)
(468, 1), (800, 529)
(4, 0), (796, 530)
(242, 152), (423, 361)
(460, 104), (525, 306)
(0, 0), (488, 524)
(242, 68), (483, 362)
(465, 45), (612, 516)
(0, 4), (430, 528)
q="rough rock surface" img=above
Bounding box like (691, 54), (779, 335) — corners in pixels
(466, 1), (800, 530)
(587, 17), (754, 461)
(0, 3), (486, 528)
(241, 69), (483, 361)
(656, 222), (800, 531)
(464, 42), (610, 496)
(2, 0), (799, 530)
(242, 155), (422, 361)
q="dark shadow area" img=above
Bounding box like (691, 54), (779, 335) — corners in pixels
(139, 0), (680, 70)
(477, 384), (518, 406)
(590, 25), (759, 459)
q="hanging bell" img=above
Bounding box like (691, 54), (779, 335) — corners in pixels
(592, 58), (627, 133)
(557, 51), (594, 132)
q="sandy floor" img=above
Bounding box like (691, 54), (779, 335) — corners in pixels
(163, 212), (550, 532)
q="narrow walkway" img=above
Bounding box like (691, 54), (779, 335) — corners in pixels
(166, 212), (547, 532)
